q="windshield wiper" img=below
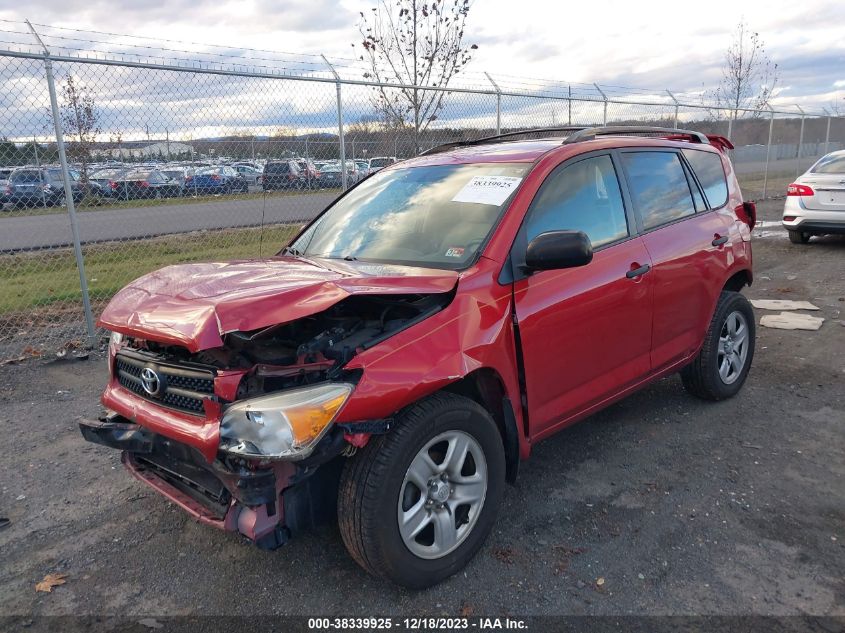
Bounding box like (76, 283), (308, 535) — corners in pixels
(281, 246), (302, 256)
(343, 255), (358, 261)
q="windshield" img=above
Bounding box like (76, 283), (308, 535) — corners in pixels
(291, 163), (529, 269)
(811, 154), (845, 174)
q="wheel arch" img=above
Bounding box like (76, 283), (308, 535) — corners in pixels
(441, 368), (521, 484)
(723, 268), (752, 293)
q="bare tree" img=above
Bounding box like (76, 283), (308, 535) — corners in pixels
(712, 21), (779, 120)
(353, 0), (477, 152)
(58, 74), (100, 180)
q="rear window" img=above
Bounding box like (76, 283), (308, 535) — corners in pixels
(126, 171), (152, 180)
(92, 168), (125, 179)
(196, 166), (222, 175)
(810, 154), (845, 174)
(265, 162), (291, 174)
(683, 149), (728, 208)
(370, 158), (393, 168)
(622, 152), (695, 230)
(11, 170), (41, 183)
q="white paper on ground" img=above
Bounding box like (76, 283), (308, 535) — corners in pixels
(451, 176), (523, 206)
(760, 312), (825, 331)
(750, 299), (820, 311)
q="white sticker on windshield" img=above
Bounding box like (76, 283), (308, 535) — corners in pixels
(451, 176), (523, 206)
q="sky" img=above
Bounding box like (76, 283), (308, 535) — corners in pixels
(0, 0), (843, 141)
(2, 0), (843, 109)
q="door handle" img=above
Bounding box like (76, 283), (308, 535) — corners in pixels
(626, 264), (651, 279)
(712, 235), (729, 247)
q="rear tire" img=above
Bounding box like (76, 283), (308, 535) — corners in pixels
(788, 230), (811, 244)
(681, 291), (755, 401)
(338, 392), (505, 589)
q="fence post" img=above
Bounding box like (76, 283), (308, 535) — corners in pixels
(594, 84), (608, 126)
(727, 116), (733, 143)
(762, 105), (775, 199)
(322, 55), (347, 190)
(823, 109), (831, 155)
(484, 72), (501, 135)
(26, 20), (96, 348)
(795, 105), (805, 178)
(666, 90), (679, 129)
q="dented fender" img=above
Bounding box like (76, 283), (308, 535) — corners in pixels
(336, 257), (530, 460)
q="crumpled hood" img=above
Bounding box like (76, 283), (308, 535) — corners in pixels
(98, 256), (459, 352)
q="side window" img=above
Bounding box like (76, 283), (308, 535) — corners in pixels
(682, 149), (728, 208)
(621, 152), (695, 230)
(525, 155), (628, 249)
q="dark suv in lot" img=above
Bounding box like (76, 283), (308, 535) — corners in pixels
(81, 126), (756, 588)
(5, 167), (85, 208)
(262, 160), (304, 190)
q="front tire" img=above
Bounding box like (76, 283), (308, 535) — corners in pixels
(681, 290), (755, 400)
(338, 392), (505, 589)
(788, 230), (811, 244)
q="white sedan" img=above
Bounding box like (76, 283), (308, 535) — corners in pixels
(783, 149), (845, 244)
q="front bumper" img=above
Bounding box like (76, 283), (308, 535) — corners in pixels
(80, 412), (346, 548)
(80, 413), (296, 548)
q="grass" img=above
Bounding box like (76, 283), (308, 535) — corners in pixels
(735, 170), (794, 200)
(0, 187), (338, 218)
(0, 224), (300, 321)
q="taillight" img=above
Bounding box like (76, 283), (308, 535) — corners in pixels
(186, 175), (193, 182)
(315, 171), (321, 178)
(787, 183), (814, 196)
(139, 181), (149, 188)
(783, 216), (797, 222)
(109, 180), (117, 190)
(211, 175), (221, 182)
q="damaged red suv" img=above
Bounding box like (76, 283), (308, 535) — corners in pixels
(81, 126), (757, 588)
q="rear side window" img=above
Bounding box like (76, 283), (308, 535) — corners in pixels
(265, 163), (290, 174)
(683, 149), (728, 208)
(12, 170), (41, 183)
(621, 152), (695, 230)
(526, 155), (628, 249)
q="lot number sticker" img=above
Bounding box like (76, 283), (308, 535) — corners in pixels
(451, 176), (522, 206)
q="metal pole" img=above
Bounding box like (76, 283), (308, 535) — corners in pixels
(33, 136), (40, 167)
(795, 105), (805, 178)
(666, 90), (679, 129)
(322, 55), (347, 190)
(594, 83), (608, 126)
(762, 106), (775, 199)
(27, 20), (96, 347)
(568, 85), (572, 126)
(727, 116), (733, 143)
(823, 111), (831, 155)
(484, 72), (501, 135)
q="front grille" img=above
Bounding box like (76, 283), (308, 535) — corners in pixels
(115, 351), (216, 415)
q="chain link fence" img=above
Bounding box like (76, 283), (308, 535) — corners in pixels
(1, 21), (844, 360)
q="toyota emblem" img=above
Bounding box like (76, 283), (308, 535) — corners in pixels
(140, 367), (162, 397)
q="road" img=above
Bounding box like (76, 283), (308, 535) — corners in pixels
(0, 200), (843, 620)
(0, 190), (337, 252)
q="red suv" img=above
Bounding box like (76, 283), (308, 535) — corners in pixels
(81, 126), (757, 588)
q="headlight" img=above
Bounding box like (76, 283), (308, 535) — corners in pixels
(110, 331), (124, 346)
(219, 383), (353, 460)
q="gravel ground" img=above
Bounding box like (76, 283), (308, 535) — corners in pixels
(0, 200), (842, 618)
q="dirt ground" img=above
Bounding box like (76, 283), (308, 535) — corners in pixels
(0, 199), (842, 618)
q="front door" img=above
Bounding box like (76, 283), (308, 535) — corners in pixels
(512, 153), (654, 438)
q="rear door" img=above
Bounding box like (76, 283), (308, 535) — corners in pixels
(620, 149), (734, 371)
(512, 152), (654, 437)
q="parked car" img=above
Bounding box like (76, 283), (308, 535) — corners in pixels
(783, 149), (845, 243)
(186, 165), (248, 195)
(110, 169), (183, 200)
(316, 162), (345, 187)
(232, 164), (262, 186)
(355, 160), (371, 178)
(262, 160), (304, 191)
(82, 126), (756, 589)
(294, 158), (320, 189)
(368, 156), (396, 172)
(0, 167), (14, 207)
(160, 166), (194, 196)
(5, 167), (84, 208)
(89, 167), (129, 200)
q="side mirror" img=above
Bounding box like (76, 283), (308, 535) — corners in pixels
(524, 230), (593, 272)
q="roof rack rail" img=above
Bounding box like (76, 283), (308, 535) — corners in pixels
(562, 126), (709, 145)
(419, 127), (588, 156)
